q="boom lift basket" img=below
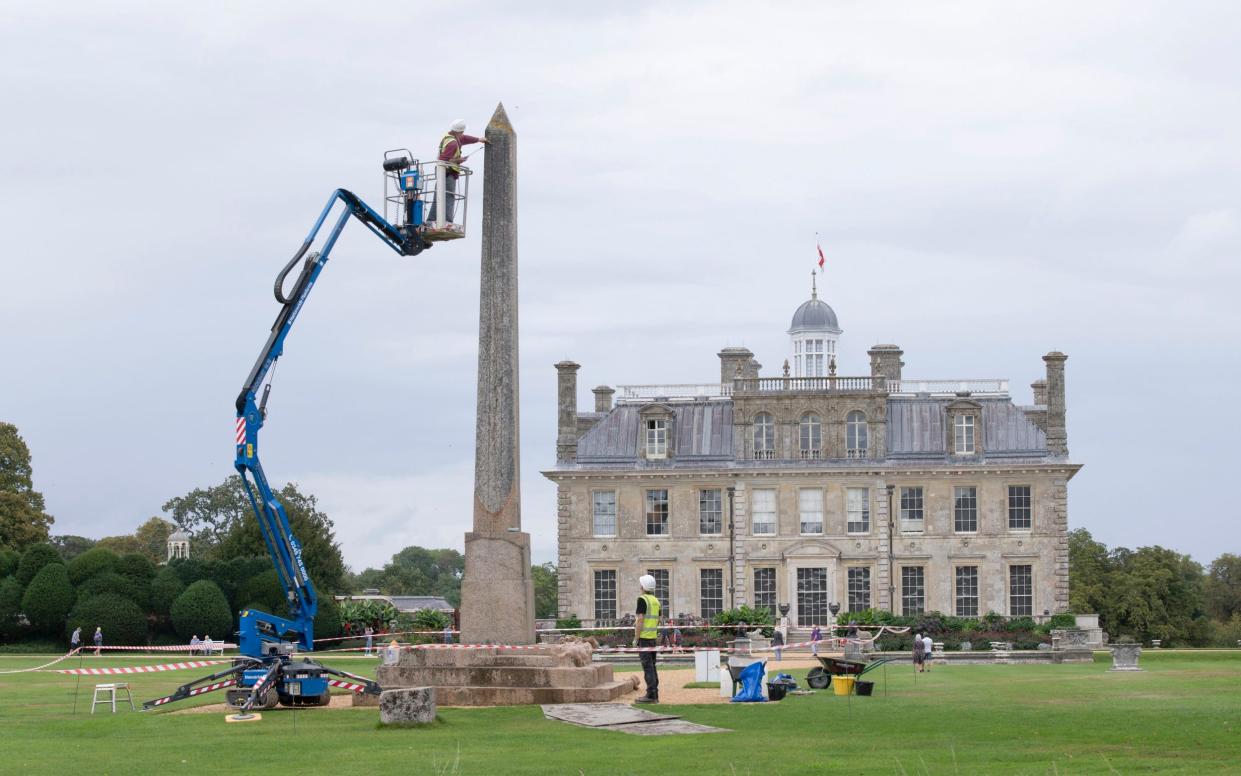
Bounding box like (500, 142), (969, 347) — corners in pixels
(383, 151), (471, 243)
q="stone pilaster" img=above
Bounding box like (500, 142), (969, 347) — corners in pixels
(556, 484), (572, 619)
(1052, 478), (1070, 613)
(876, 483), (893, 611)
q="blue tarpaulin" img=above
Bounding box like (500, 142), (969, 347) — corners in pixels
(730, 661), (767, 703)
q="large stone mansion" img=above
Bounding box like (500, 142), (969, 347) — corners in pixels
(542, 281), (1080, 628)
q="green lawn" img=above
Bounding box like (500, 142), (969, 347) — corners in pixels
(2, 651), (1238, 774)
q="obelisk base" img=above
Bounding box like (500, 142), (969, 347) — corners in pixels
(459, 531), (536, 645)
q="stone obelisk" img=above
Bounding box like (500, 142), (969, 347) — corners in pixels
(459, 103), (536, 645)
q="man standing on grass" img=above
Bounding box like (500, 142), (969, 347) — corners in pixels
(923, 633), (934, 672)
(633, 574), (661, 704)
(70, 626), (81, 652)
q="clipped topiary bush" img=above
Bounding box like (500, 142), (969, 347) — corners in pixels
(77, 572), (150, 609)
(171, 580), (233, 641)
(66, 593), (147, 646)
(314, 595), (342, 640)
(0, 577), (26, 641)
(16, 543), (62, 586)
(21, 563), (75, 635)
(150, 567), (184, 618)
(236, 570), (286, 616)
(116, 553), (156, 582)
(67, 547), (120, 586)
(0, 548), (20, 578)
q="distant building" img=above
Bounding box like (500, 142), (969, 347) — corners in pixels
(544, 278), (1080, 630)
(166, 529), (190, 563)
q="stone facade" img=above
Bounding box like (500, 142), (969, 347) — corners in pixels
(543, 285), (1081, 630)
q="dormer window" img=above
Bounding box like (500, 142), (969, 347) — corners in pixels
(799, 413), (822, 459)
(954, 414), (976, 455)
(846, 410), (868, 459)
(645, 418), (667, 459)
(753, 412), (775, 459)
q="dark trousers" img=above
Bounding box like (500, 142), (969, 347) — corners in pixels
(638, 637), (659, 698)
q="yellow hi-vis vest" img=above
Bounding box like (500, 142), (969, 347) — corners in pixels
(439, 133), (463, 171)
(639, 593), (661, 640)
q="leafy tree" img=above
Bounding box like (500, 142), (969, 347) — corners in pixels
(353, 546), (465, 605)
(1068, 528), (1112, 620)
(160, 475), (253, 558)
(1205, 553), (1241, 622)
(532, 562), (558, 618)
(116, 552), (156, 582)
(134, 517), (175, 563)
(77, 572), (150, 609)
(314, 595), (343, 640)
(1110, 546), (1207, 645)
(67, 547), (120, 586)
(16, 542), (62, 586)
(0, 577), (26, 641)
(0, 548), (19, 578)
(66, 593), (147, 646)
(170, 580), (233, 641)
(95, 534), (143, 555)
(208, 556), (273, 611)
(21, 563), (75, 635)
(150, 567), (185, 618)
(0, 423), (54, 550)
(215, 483), (347, 595)
(50, 535), (97, 562)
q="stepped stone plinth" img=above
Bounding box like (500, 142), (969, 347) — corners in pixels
(354, 646), (631, 707)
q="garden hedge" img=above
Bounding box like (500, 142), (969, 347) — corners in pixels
(21, 563), (76, 636)
(16, 543), (62, 586)
(171, 579), (233, 641)
(66, 593), (148, 646)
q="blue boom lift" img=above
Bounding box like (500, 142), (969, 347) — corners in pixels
(142, 152), (470, 713)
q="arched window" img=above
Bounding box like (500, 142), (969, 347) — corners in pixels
(846, 411), (868, 459)
(799, 413), (822, 459)
(752, 412), (775, 459)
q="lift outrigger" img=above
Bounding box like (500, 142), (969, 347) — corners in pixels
(143, 153), (471, 714)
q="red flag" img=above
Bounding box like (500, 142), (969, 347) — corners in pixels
(817, 243), (826, 270)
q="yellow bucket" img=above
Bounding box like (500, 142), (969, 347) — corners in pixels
(832, 676), (855, 696)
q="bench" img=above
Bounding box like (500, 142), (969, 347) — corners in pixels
(91, 683), (135, 714)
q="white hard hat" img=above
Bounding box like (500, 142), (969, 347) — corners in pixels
(639, 574), (657, 591)
(450, 119), (466, 132)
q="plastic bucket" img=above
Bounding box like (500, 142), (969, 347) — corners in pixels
(832, 676), (855, 696)
(855, 680), (874, 696)
(766, 683), (788, 701)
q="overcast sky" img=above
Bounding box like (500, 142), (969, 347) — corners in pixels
(2, 1), (1238, 571)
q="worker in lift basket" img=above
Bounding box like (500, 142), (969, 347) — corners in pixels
(633, 574), (661, 704)
(428, 119), (487, 225)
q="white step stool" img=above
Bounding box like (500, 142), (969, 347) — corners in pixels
(91, 682), (135, 713)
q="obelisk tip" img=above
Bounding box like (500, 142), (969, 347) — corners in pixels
(486, 102), (513, 135)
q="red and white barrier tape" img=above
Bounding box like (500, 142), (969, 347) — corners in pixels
(147, 679), (237, 707)
(0, 648), (82, 674)
(56, 660), (229, 676)
(327, 679), (368, 693)
(87, 643), (237, 652)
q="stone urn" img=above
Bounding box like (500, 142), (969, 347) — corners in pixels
(1109, 643), (1143, 672)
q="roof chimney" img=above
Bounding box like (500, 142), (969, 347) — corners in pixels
(555, 361), (580, 463)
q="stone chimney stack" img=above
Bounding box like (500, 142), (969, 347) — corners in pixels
(718, 347), (756, 384)
(1031, 378), (1048, 406)
(592, 385), (614, 413)
(1043, 352), (1068, 456)
(555, 361), (580, 463)
(868, 344), (905, 383)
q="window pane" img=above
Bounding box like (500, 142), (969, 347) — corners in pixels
(954, 486), (978, 532)
(753, 413), (774, 459)
(955, 566), (979, 617)
(593, 570), (616, 624)
(796, 567), (828, 626)
(645, 489), (669, 535)
(846, 411), (868, 459)
(699, 489), (722, 534)
(900, 486), (924, 531)
(646, 568), (670, 615)
(700, 569), (724, 620)
(751, 489), (776, 535)
(901, 566), (925, 615)
(799, 414), (822, 459)
(753, 568), (777, 618)
(955, 414), (976, 454)
(799, 488), (823, 534)
(1008, 485), (1032, 530)
(847, 487), (870, 533)
(1010, 565), (1033, 616)
(646, 419), (667, 458)
(592, 491), (617, 536)
(847, 567), (871, 612)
